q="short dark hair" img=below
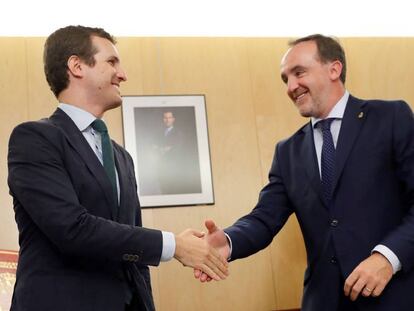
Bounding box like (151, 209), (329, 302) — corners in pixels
(43, 25), (116, 97)
(289, 34), (347, 83)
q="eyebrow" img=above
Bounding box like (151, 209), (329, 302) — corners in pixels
(108, 56), (120, 63)
(281, 65), (306, 83)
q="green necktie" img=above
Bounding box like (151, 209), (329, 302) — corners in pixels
(91, 119), (118, 204)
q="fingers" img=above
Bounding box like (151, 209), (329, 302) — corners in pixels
(200, 272), (212, 282)
(190, 229), (205, 239)
(205, 219), (218, 234)
(345, 270), (379, 301)
(372, 282), (386, 297)
(349, 277), (368, 301)
(202, 246), (228, 280)
(362, 285), (375, 297)
(183, 222), (230, 283)
(194, 268), (202, 279)
(194, 269), (213, 282)
(344, 253), (393, 301)
(197, 264), (221, 281)
(193, 247), (228, 283)
(344, 272), (357, 297)
(345, 274), (388, 301)
(205, 247), (229, 280)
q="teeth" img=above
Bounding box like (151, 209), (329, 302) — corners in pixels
(296, 93), (305, 101)
(295, 91), (308, 101)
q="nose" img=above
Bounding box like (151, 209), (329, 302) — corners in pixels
(117, 66), (128, 82)
(287, 77), (299, 94)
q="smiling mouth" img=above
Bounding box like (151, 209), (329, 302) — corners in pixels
(294, 91), (308, 104)
(112, 83), (121, 93)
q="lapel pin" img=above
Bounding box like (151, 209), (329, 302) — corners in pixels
(358, 112), (364, 119)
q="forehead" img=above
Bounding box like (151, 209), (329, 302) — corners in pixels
(280, 41), (319, 72)
(91, 35), (120, 57)
(164, 112), (174, 117)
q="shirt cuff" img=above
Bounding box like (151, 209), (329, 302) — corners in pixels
(372, 244), (402, 274)
(160, 231), (175, 262)
(224, 232), (233, 261)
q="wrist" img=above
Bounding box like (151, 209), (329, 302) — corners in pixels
(372, 252), (393, 272)
(173, 234), (182, 259)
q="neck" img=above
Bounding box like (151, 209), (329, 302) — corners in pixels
(58, 91), (105, 118)
(319, 84), (346, 119)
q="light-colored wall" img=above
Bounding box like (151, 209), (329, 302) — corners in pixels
(0, 37), (413, 311)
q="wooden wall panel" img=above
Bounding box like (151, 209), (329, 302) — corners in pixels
(245, 38), (307, 309)
(343, 38), (414, 107)
(129, 37), (276, 311)
(25, 38), (56, 120)
(0, 36), (413, 311)
(0, 38), (28, 250)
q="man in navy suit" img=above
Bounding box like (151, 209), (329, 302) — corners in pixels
(195, 34), (414, 310)
(7, 25), (228, 311)
(155, 111), (184, 194)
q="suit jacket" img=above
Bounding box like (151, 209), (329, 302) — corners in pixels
(225, 96), (414, 311)
(8, 108), (163, 311)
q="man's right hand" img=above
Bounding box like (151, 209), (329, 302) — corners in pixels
(194, 219), (231, 282)
(174, 228), (228, 281)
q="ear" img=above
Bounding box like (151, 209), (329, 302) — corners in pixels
(67, 55), (84, 78)
(328, 60), (343, 81)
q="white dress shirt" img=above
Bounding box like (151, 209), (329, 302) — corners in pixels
(58, 103), (175, 262)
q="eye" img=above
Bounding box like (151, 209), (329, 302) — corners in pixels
(107, 59), (116, 66)
(295, 70), (305, 77)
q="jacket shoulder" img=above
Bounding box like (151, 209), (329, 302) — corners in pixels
(8, 117), (66, 155)
(277, 122), (311, 149)
(11, 117), (58, 135)
(358, 97), (411, 112)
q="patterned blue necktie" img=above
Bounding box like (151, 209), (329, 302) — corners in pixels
(317, 118), (336, 204)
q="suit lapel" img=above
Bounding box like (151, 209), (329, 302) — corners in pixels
(49, 109), (118, 219)
(300, 122), (326, 206)
(332, 95), (367, 194)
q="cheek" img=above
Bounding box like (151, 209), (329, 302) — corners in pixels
(287, 89), (295, 100)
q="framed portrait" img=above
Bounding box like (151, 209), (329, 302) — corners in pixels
(122, 95), (214, 207)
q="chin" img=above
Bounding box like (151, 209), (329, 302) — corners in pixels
(105, 100), (122, 112)
(299, 112), (312, 118)
(297, 106), (312, 118)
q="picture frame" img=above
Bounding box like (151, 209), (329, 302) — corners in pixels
(122, 95), (214, 207)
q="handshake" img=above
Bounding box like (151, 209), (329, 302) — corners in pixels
(174, 220), (230, 282)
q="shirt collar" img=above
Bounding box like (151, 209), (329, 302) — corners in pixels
(311, 90), (349, 127)
(58, 103), (97, 131)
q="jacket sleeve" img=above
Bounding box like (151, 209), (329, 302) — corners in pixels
(8, 121), (163, 266)
(380, 101), (414, 272)
(225, 142), (294, 260)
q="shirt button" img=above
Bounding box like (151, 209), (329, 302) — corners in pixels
(330, 257), (337, 264)
(330, 219), (339, 227)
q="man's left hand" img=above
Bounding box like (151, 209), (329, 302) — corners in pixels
(344, 252), (393, 301)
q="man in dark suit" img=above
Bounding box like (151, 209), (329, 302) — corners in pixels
(155, 111), (184, 194)
(195, 34), (414, 310)
(7, 25), (228, 311)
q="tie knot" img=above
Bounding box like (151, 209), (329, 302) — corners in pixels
(317, 118), (335, 132)
(91, 119), (108, 133)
